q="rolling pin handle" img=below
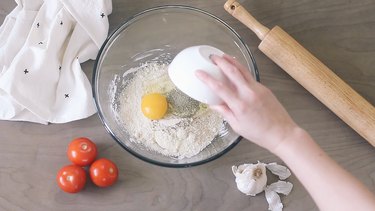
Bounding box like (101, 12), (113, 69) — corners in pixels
(224, 0), (270, 40)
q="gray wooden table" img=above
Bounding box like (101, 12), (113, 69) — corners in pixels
(1, 0), (374, 210)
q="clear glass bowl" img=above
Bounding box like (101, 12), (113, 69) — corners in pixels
(93, 5), (259, 167)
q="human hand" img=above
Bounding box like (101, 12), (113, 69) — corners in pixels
(195, 55), (299, 151)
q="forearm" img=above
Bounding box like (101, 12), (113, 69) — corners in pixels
(196, 55), (375, 209)
(272, 127), (375, 211)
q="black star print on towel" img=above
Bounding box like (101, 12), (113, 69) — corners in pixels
(38, 41), (43, 45)
(24, 69), (29, 74)
(60, 21), (63, 25)
(36, 22), (40, 28)
(59, 66), (61, 71)
(65, 94), (69, 98)
(100, 12), (105, 18)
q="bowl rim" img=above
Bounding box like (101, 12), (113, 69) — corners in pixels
(92, 5), (260, 168)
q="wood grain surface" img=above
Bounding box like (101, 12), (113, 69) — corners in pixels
(1, 0), (375, 210)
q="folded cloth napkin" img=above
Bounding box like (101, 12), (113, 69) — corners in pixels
(0, 0), (112, 124)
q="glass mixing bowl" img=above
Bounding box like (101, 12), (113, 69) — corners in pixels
(93, 5), (259, 167)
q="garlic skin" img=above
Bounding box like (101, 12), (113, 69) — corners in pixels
(232, 162), (267, 196)
(265, 181), (293, 211)
(266, 163), (291, 180)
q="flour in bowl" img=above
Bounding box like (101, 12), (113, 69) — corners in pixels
(117, 62), (223, 159)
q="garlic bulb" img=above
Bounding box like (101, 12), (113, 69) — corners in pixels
(232, 162), (267, 196)
(232, 162), (293, 211)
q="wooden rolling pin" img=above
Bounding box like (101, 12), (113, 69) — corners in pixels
(224, 0), (375, 146)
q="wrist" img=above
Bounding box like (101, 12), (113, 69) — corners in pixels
(270, 126), (310, 157)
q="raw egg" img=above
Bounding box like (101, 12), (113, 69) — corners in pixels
(141, 93), (168, 120)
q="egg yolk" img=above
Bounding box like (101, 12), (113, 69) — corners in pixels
(141, 93), (168, 120)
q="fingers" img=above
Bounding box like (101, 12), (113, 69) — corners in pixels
(196, 70), (237, 123)
(222, 54), (256, 84)
(210, 55), (250, 89)
(210, 104), (236, 123)
(195, 70), (237, 104)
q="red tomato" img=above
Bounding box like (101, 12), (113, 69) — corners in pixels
(89, 158), (118, 187)
(67, 137), (97, 166)
(56, 165), (86, 193)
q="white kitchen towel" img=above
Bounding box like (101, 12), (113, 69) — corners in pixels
(0, 0), (112, 124)
(0, 0), (43, 76)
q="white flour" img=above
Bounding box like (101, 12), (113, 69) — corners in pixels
(117, 62), (223, 159)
